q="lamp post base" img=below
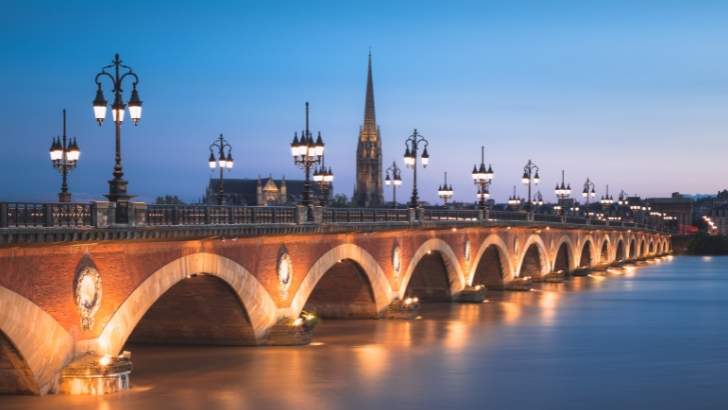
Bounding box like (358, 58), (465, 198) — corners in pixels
(58, 192), (72, 203)
(104, 178), (136, 224)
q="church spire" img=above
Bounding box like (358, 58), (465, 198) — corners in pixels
(362, 50), (376, 140)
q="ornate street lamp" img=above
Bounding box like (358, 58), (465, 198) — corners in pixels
(313, 155), (334, 206)
(600, 185), (614, 218)
(437, 172), (454, 209)
(385, 161), (402, 209)
(403, 129), (429, 209)
(290, 102), (324, 212)
(533, 191), (544, 212)
(521, 160), (540, 212)
(508, 186), (522, 211)
(617, 190), (630, 221)
(569, 203), (580, 216)
(49, 110), (80, 202)
(581, 178), (596, 217)
(630, 200), (642, 223)
(554, 170), (571, 216)
(208, 134), (234, 205)
(472, 146), (493, 210)
(93, 54), (142, 223)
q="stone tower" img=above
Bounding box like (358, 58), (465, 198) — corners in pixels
(354, 52), (384, 207)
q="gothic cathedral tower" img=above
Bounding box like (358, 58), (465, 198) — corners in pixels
(354, 52), (384, 207)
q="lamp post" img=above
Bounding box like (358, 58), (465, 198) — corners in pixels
(554, 170), (571, 216)
(290, 102), (325, 212)
(385, 161), (402, 209)
(208, 134), (234, 205)
(533, 191), (544, 213)
(472, 146), (493, 210)
(521, 160), (540, 212)
(569, 204), (580, 216)
(581, 178), (596, 218)
(437, 172), (454, 209)
(49, 110), (80, 202)
(403, 129), (429, 209)
(313, 155), (334, 206)
(92, 54), (142, 223)
(508, 186), (522, 211)
(617, 190), (630, 221)
(600, 185), (614, 219)
(630, 200), (642, 224)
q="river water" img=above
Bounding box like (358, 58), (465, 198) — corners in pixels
(3, 256), (728, 410)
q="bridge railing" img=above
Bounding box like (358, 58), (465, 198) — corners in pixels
(146, 205), (297, 225)
(422, 209), (479, 222)
(323, 208), (409, 223)
(0, 201), (671, 234)
(488, 211), (529, 221)
(0, 202), (93, 228)
(533, 214), (562, 223)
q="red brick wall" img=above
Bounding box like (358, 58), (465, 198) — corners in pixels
(404, 252), (451, 302)
(580, 241), (593, 267)
(0, 332), (37, 395)
(554, 244), (570, 272)
(520, 245), (541, 277)
(126, 275), (256, 346)
(472, 246), (505, 290)
(302, 259), (377, 319)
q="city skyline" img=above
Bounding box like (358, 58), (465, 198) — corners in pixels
(1, 1), (727, 204)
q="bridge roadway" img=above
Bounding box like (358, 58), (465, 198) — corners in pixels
(0, 202), (671, 395)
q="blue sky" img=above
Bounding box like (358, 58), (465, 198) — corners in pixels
(1, 1), (727, 204)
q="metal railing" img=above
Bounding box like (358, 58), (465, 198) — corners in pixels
(146, 205), (296, 226)
(1, 202), (93, 228)
(488, 211), (529, 221)
(0, 201), (671, 233)
(422, 209), (479, 222)
(533, 213), (562, 223)
(323, 208), (409, 223)
(566, 216), (588, 225)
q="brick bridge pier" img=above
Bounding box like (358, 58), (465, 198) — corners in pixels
(0, 203), (672, 395)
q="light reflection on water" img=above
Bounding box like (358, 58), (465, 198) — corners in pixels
(3, 256), (728, 410)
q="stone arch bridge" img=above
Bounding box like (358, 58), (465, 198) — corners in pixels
(0, 202), (671, 395)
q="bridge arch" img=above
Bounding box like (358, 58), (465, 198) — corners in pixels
(0, 286), (75, 395)
(640, 239), (647, 257)
(290, 244), (393, 318)
(400, 238), (466, 300)
(578, 236), (597, 267)
(648, 239), (655, 255)
(615, 239), (626, 261)
(515, 235), (550, 277)
(469, 234), (514, 290)
(599, 235), (611, 263)
(553, 235), (576, 273)
(629, 238), (637, 259)
(97, 252), (278, 355)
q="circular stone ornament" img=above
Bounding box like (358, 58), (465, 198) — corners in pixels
(277, 253), (293, 300)
(392, 245), (402, 284)
(75, 266), (102, 331)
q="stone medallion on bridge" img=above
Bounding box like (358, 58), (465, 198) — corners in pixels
(392, 244), (402, 284)
(277, 248), (293, 301)
(74, 265), (102, 331)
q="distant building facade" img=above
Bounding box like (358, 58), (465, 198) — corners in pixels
(646, 192), (694, 227)
(353, 53), (384, 207)
(709, 203), (728, 235)
(201, 175), (332, 206)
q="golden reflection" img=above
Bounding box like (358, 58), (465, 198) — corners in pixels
(354, 344), (389, 380)
(623, 266), (637, 277)
(537, 290), (559, 325)
(444, 321), (468, 349)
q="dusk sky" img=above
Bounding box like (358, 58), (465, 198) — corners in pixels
(1, 1), (727, 204)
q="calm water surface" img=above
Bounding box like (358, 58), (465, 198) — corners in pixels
(3, 256), (728, 410)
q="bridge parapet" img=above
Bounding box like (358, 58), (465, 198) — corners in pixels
(0, 201), (672, 245)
